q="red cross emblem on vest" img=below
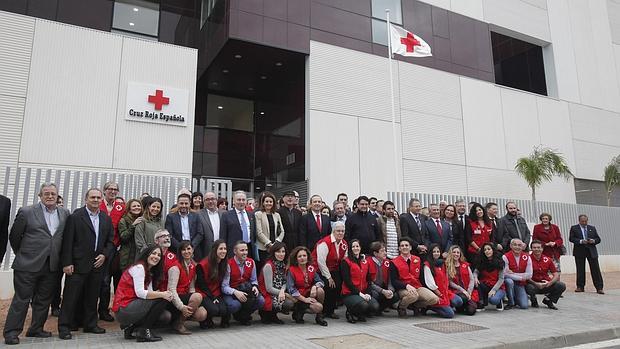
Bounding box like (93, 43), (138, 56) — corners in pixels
(361, 259), (367, 264)
(245, 260), (252, 268)
(308, 265), (315, 273)
(543, 257), (549, 263)
(167, 252), (174, 260)
(522, 255), (528, 261)
(148, 89), (170, 111)
(384, 261), (390, 268)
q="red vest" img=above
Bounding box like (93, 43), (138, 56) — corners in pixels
(311, 235), (347, 271)
(504, 252), (530, 286)
(468, 221), (493, 254)
(100, 200), (125, 247)
(479, 268), (505, 291)
(196, 258), (222, 297)
(158, 250), (178, 291)
(450, 262), (479, 303)
(112, 264), (149, 312)
(228, 257), (255, 289)
(341, 257), (370, 296)
(258, 260), (283, 311)
(531, 254), (556, 283)
(288, 264), (317, 297)
(424, 261), (452, 307)
(368, 257), (390, 288)
(391, 255), (422, 288)
(176, 260), (196, 295)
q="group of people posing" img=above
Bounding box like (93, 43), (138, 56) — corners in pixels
(2, 184), (605, 344)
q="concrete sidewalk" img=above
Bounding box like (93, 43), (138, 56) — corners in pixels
(15, 287), (620, 349)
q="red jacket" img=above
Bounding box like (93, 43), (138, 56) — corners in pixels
(392, 255), (422, 288)
(424, 261), (452, 307)
(504, 252), (530, 286)
(113, 263), (149, 312)
(532, 224), (563, 260)
(368, 257), (390, 288)
(341, 257), (370, 296)
(449, 262), (479, 303)
(228, 257), (255, 289)
(530, 253), (556, 283)
(176, 260), (196, 295)
(288, 264), (318, 297)
(100, 200), (125, 247)
(158, 250), (178, 291)
(311, 235), (347, 272)
(196, 258), (222, 297)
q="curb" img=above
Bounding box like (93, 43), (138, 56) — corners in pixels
(482, 326), (620, 349)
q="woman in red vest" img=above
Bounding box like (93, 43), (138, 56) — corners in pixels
(532, 213), (564, 271)
(113, 245), (173, 342)
(258, 242), (294, 324)
(445, 245), (478, 315)
(465, 203), (493, 264)
(287, 246), (328, 326)
(341, 239), (379, 323)
(195, 239), (230, 328)
(423, 244), (455, 318)
(473, 242), (506, 310)
(167, 241), (207, 334)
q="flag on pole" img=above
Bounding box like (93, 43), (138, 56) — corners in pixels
(389, 24), (432, 57)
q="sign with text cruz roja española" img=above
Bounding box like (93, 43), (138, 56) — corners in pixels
(125, 82), (189, 127)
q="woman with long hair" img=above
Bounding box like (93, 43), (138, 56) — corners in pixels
(443, 204), (464, 252)
(118, 199), (144, 271)
(287, 246), (328, 326)
(445, 245), (478, 315)
(167, 242), (207, 334)
(423, 244), (457, 318)
(135, 197), (164, 255)
(255, 191), (285, 270)
(340, 239), (379, 323)
(258, 242), (294, 324)
(113, 246), (173, 342)
(473, 242), (506, 310)
(195, 239), (230, 328)
(465, 203), (493, 263)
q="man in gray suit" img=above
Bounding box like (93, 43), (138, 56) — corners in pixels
(197, 191), (223, 259)
(3, 183), (70, 345)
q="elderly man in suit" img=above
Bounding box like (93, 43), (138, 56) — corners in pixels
(166, 192), (204, 260)
(220, 191), (256, 258)
(0, 194), (10, 265)
(569, 214), (604, 294)
(3, 183), (70, 345)
(399, 198), (429, 256)
(58, 188), (114, 340)
(425, 204), (451, 255)
(196, 191), (223, 259)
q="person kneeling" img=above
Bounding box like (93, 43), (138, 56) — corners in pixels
(258, 242), (295, 324)
(196, 240), (230, 328)
(367, 242), (399, 315)
(423, 244), (460, 318)
(341, 240), (379, 323)
(503, 239), (532, 309)
(167, 242), (208, 334)
(445, 245), (478, 315)
(526, 240), (566, 310)
(221, 241), (265, 325)
(287, 246), (328, 326)
(113, 246), (173, 342)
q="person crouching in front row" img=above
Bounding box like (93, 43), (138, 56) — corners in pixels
(287, 246), (328, 326)
(367, 242), (399, 314)
(258, 242), (295, 324)
(423, 244), (461, 318)
(221, 241), (264, 325)
(341, 239), (379, 323)
(526, 240), (565, 310)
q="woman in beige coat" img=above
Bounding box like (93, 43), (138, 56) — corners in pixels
(255, 192), (285, 270)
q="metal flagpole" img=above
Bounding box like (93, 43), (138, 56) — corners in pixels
(386, 9), (401, 192)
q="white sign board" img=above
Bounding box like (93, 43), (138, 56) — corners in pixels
(125, 82), (189, 127)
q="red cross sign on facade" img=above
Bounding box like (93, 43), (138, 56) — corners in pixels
(400, 32), (421, 53)
(148, 89), (170, 110)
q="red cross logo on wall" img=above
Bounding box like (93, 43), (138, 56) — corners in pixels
(148, 90), (170, 111)
(400, 33), (421, 53)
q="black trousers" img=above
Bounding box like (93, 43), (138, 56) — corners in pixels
(320, 272), (342, 316)
(50, 272), (64, 311)
(525, 281), (566, 304)
(371, 290), (400, 313)
(575, 251), (604, 290)
(98, 250), (121, 315)
(3, 261), (58, 338)
(201, 296), (229, 319)
(58, 271), (103, 331)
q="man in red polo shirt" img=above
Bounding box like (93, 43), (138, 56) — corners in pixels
(526, 240), (566, 310)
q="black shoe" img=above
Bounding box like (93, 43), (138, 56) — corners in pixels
(4, 337), (19, 345)
(136, 328), (161, 343)
(325, 313), (340, 319)
(69, 326), (79, 331)
(292, 307), (305, 324)
(123, 326), (136, 340)
(504, 304), (514, 310)
(84, 326), (106, 334)
(51, 308), (60, 317)
(99, 313), (114, 322)
(239, 318), (252, 326)
(26, 330), (52, 338)
(542, 298), (558, 310)
(259, 310), (271, 324)
(315, 314), (328, 326)
(357, 315), (367, 322)
(397, 308), (407, 317)
(199, 318), (215, 329)
(597, 289), (605, 295)
(345, 310), (356, 324)
(271, 312), (285, 324)
(530, 297), (539, 308)
(58, 331), (72, 340)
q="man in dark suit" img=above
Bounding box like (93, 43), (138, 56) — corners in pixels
(3, 183), (69, 345)
(58, 188), (114, 340)
(0, 194), (10, 265)
(425, 204), (451, 254)
(197, 191), (223, 257)
(277, 191), (302, 251)
(166, 192), (204, 260)
(498, 202), (531, 252)
(220, 191), (256, 258)
(399, 198), (428, 256)
(331, 202), (349, 224)
(345, 196), (380, 254)
(454, 199), (471, 250)
(299, 194), (332, 251)
(569, 214), (604, 294)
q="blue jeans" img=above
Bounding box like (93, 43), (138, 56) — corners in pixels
(478, 283), (505, 305)
(450, 294), (463, 308)
(432, 306), (454, 318)
(223, 293), (265, 319)
(504, 278), (528, 309)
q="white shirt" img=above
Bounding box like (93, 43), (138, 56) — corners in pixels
(180, 213), (190, 241)
(316, 234), (347, 279)
(128, 264), (154, 299)
(208, 209), (220, 240)
(87, 208), (100, 250)
(40, 202), (59, 236)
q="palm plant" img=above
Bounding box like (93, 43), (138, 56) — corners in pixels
(514, 146), (574, 211)
(603, 155), (620, 206)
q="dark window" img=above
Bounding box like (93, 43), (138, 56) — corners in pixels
(371, 0), (402, 45)
(491, 31), (547, 95)
(112, 0), (159, 38)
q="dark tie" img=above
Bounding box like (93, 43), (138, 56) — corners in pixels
(436, 219), (443, 237)
(459, 215), (464, 229)
(415, 216), (421, 230)
(315, 214), (322, 232)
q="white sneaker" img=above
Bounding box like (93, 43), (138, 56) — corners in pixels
(496, 300), (504, 311)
